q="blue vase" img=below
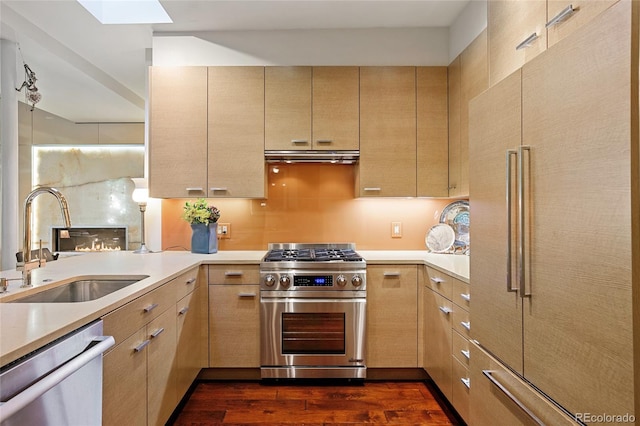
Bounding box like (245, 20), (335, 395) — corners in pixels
(190, 223), (218, 254)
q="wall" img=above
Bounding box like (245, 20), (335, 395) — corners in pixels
(161, 164), (453, 251)
(449, 0), (488, 63)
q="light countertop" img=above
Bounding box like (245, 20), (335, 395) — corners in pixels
(0, 250), (467, 366)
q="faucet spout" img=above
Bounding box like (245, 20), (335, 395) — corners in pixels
(19, 187), (71, 286)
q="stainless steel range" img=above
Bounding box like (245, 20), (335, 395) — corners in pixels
(260, 243), (366, 380)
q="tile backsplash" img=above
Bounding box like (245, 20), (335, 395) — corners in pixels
(161, 163), (454, 251)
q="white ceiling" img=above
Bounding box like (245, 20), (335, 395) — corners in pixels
(1, 0), (470, 124)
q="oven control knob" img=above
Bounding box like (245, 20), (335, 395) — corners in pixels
(279, 275), (291, 288)
(264, 275), (276, 287)
(351, 275), (363, 287)
(336, 275), (347, 286)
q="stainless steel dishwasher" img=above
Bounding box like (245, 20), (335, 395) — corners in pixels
(0, 320), (114, 425)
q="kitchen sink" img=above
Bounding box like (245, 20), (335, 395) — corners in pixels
(10, 275), (149, 303)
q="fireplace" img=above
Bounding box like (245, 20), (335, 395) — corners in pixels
(51, 226), (128, 252)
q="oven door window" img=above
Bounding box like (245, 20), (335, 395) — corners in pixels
(281, 312), (345, 354)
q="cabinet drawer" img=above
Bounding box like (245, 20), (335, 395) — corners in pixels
(452, 279), (470, 312)
(103, 280), (176, 345)
(209, 265), (260, 284)
(174, 266), (201, 301)
(452, 330), (470, 367)
(452, 356), (470, 424)
(452, 304), (470, 339)
(425, 266), (456, 299)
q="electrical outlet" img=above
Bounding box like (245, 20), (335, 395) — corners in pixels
(391, 222), (402, 238)
(218, 223), (231, 239)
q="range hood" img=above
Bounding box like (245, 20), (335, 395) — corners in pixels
(265, 150), (359, 164)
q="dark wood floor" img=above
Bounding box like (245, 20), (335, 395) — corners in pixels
(170, 381), (461, 425)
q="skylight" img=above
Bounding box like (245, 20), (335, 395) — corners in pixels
(77, 0), (173, 24)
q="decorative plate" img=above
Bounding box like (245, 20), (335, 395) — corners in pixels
(440, 200), (470, 247)
(425, 223), (456, 253)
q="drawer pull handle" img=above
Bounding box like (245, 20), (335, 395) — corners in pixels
(210, 187), (228, 192)
(224, 271), (243, 277)
(460, 293), (470, 302)
(185, 187), (204, 191)
(134, 340), (151, 352)
(438, 306), (452, 315)
(460, 321), (471, 331)
(185, 277), (196, 285)
(430, 277), (445, 284)
(363, 187), (381, 191)
(291, 139), (308, 144)
(383, 272), (401, 277)
(178, 307), (189, 315)
(546, 4), (575, 28)
(238, 292), (257, 298)
(460, 377), (470, 389)
(461, 349), (470, 360)
(516, 33), (539, 51)
(150, 328), (164, 338)
(316, 139), (333, 144)
(144, 303), (159, 313)
(483, 370), (545, 426)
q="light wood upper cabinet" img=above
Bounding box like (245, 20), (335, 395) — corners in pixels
(546, 0), (618, 47)
(448, 30), (488, 197)
(417, 67), (449, 197)
(265, 66), (312, 150)
(312, 66), (359, 150)
(488, 1), (547, 88)
(358, 67), (417, 197)
(149, 67), (208, 198)
(208, 67), (265, 198)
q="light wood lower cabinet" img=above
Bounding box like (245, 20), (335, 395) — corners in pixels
(103, 266), (205, 426)
(208, 265), (260, 368)
(422, 266), (470, 423)
(366, 264), (418, 367)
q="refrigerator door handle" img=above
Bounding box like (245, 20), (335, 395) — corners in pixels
(518, 146), (532, 298)
(506, 149), (519, 293)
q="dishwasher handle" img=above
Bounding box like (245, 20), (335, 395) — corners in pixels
(0, 335), (115, 421)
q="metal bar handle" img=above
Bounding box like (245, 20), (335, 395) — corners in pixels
(460, 377), (471, 389)
(210, 187), (228, 192)
(150, 328), (165, 338)
(315, 139), (333, 144)
(224, 271), (243, 277)
(518, 146), (531, 298)
(430, 276), (445, 284)
(461, 349), (470, 360)
(383, 272), (401, 277)
(506, 149), (518, 293)
(144, 303), (159, 313)
(0, 336), (115, 421)
(291, 139), (308, 144)
(185, 187), (204, 191)
(460, 293), (470, 302)
(363, 187), (381, 191)
(134, 339), (151, 352)
(185, 277), (196, 285)
(482, 370), (545, 426)
(238, 292), (257, 297)
(460, 321), (471, 331)
(178, 306), (189, 315)
(438, 306), (452, 315)
(546, 4), (575, 28)
(516, 33), (539, 51)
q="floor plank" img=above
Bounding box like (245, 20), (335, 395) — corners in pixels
(170, 381), (460, 425)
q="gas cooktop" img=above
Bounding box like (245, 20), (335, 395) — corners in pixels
(262, 243), (364, 263)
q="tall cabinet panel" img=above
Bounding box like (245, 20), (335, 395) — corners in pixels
(208, 67), (265, 198)
(521, 0), (632, 414)
(468, 70), (523, 374)
(149, 67), (208, 198)
(358, 67), (416, 197)
(469, 1), (633, 420)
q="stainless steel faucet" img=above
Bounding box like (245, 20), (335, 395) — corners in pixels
(18, 187), (71, 287)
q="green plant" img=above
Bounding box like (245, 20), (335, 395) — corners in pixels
(182, 198), (221, 225)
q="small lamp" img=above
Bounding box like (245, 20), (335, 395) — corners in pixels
(131, 178), (152, 254)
